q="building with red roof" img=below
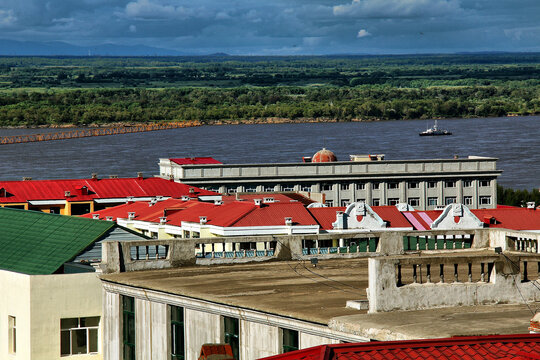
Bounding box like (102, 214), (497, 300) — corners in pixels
(0, 174), (219, 216)
(260, 334), (540, 360)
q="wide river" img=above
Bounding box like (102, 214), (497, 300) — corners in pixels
(0, 116), (538, 189)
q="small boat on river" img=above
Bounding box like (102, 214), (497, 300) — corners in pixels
(419, 120), (452, 136)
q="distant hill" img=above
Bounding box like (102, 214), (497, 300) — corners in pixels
(0, 39), (186, 56)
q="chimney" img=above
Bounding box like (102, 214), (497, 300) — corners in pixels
(199, 216), (207, 225)
(64, 190), (71, 197)
(263, 197), (275, 203)
(22, 177), (32, 181)
(137, 172), (143, 179)
(189, 187), (195, 194)
(214, 200), (223, 205)
(128, 212), (136, 220)
(91, 173), (98, 180)
(126, 196), (134, 203)
(109, 174), (118, 179)
(106, 216), (114, 221)
(254, 199), (262, 207)
(159, 216), (167, 225)
(527, 202), (536, 209)
(181, 195), (190, 201)
(285, 217), (293, 226)
(92, 214), (100, 220)
(169, 174), (174, 182)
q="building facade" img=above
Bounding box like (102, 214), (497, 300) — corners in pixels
(159, 155), (501, 210)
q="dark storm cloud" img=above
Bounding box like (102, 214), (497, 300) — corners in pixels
(0, 0), (539, 54)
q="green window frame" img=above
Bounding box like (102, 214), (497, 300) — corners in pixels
(282, 328), (299, 353)
(223, 316), (239, 360)
(122, 296), (135, 360)
(170, 305), (185, 360)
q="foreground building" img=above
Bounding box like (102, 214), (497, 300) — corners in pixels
(0, 174), (219, 215)
(158, 152), (501, 210)
(0, 207), (148, 360)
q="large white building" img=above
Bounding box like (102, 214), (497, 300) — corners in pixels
(158, 152), (501, 210)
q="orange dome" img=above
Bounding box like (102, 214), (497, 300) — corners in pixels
(312, 148), (337, 163)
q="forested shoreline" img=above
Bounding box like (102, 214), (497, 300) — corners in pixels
(1, 54), (540, 127)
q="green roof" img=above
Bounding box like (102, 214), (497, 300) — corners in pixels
(0, 207), (115, 275)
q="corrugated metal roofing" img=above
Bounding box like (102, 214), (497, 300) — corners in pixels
(0, 207), (115, 275)
(260, 334), (540, 360)
(170, 157), (222, 165)
(221, 193), (315, 206)
(0, 177), (217, 203)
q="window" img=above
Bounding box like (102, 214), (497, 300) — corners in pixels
(372, 198), (380, 206)
(282, 328), (299, 353)
(60, 317), (99, 356)
(356, 198), (365, 203)
(445, 197), (456, 205)
(325, 200), (334, 207)
(408, 198), (420, 207)
(356, 183), (365, 190)
(170, 306), (184, 360)
(223, 317), (239, 360)
(340, 183), (349, 190)
(300, 184), (312, 192)
(388, 198), (399, 206)
(463, 180), (473, 187)
(122, 296), (135, 360)
(263, 185), (275, 192)
(407, 182), (419, 189)
(480, 196), (492, 205)
(245, 186), (257, 193)
(427, 181), (437, 188)
(444, 181), (456, 188)
(464, 196), (473, 206)
(8, 316), (16, 354)
(428, 197), (438, 206)
(283, 186), (294, 192)
(183, 231), (190, 239)
(341, 199), (350, 206)
(321, 183), (332, 191)
(479, 179), (490, 187)
(372, 182), (380, 190)
(387, 182), (399, 189)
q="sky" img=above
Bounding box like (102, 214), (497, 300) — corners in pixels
(0, 0), (539, 55)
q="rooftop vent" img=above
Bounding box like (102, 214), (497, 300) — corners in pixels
(527, 202), (536, 209)
(137, 172), (143, 179)
(128, 212), (136, 220)
(105, 216), (114, 221)
(91, 173), (98, 180)
(189, 187), (195, 194)
(149, 198), (158, 206)
(22, 177), (32, 181)
(199, 216), (207, 224)
(64, 191), (71, 197)
(159, 216), (167, 225)
(214, 200), (223, 205)
(109, 175), (118, 179)
(254, 199), (262, 206)
(285, 217), (293, 226)
(92, 214), (100, 220)
(263, 197), (275, 203)
(126, 196), (134, 203)
(181, 195), (190, 201)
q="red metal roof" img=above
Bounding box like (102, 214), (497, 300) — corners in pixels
(221, 193), (315, 206)
(260, 334), (540, 360)
(0, 177), (217, 203)
(170, 157), (222, 165)
(233, 202), (318, 227)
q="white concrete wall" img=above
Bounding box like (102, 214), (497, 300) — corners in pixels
(0, 270), (31, 360)
(240, 320), (279, 359)
(300, 333), (341, 349)
(29, 273), (103, 360)
(102, 291), (121, 360)
(185, 309), (221, 360)
(136, 299), (168, 359)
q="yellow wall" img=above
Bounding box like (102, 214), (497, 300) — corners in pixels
(0, 271), (104, 360)
(0, 270), (31, 360)
(29, 273), (103, 360)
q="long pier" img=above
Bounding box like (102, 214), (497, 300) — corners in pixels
(0, 121), (202, 145)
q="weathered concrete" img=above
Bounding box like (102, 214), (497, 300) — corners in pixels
(329, 304), (537, 341)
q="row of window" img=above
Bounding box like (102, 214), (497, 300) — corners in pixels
(121, 296), (299, 360)
(328, 195), (492, 207)
(212, 179), (492, 193)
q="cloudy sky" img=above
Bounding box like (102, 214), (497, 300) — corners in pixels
(0, 0), (539, 55)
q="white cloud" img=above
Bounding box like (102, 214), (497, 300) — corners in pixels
(215, 11), (230, 20)
(357, 29), (371, 38)
(124, 0), (194, 20)
(129, 24), (136, 32)
(334, 0), (461, 18)
(0, 9), (16, 27)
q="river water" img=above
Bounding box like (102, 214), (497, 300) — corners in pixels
(0, 116), (538, 189)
